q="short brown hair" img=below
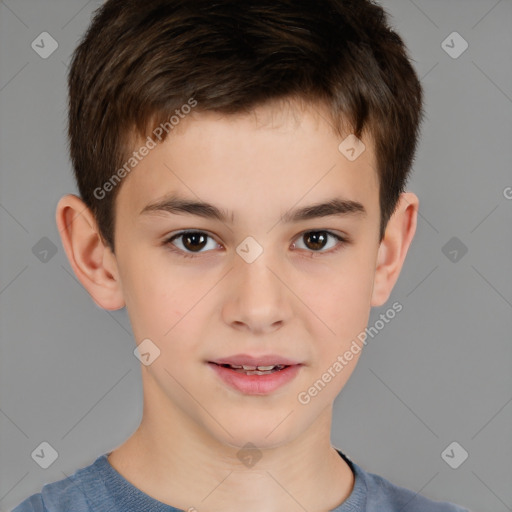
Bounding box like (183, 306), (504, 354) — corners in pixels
(67, 0), (424, 252)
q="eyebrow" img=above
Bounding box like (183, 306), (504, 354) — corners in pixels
(140, 194), (366, 223)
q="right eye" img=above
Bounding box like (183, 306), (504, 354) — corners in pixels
(164, 230), (221, 258)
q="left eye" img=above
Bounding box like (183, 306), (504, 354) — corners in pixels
(292, 230), (346, 253)
(164, 230), (347, 258)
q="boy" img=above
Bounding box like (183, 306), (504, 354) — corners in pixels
(13, 0), (470, 511)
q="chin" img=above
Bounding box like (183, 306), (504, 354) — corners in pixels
(206, 414), (305, 453)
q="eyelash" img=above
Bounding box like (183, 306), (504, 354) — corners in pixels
(163, 230), (349, 259)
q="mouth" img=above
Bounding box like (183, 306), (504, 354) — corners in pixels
(211, 362), (290, 375)
(207, 361), (303, 395)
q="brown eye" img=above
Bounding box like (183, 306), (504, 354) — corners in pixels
(165, 231), (218, 257)
(292, 230), (347, 254)
(180, 232), (208, 252)
(304, 231), (328, 250)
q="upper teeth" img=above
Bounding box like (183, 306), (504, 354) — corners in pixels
(230, 364), (281, 371)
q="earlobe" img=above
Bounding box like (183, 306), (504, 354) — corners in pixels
(55, 194), (125, 311)
(370, 192), (419, 307)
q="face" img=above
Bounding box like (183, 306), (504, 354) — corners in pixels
(112, 100), (381, 450)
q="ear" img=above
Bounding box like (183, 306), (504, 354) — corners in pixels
(371, 192), (419, 307)
(55, 194), (125, 311)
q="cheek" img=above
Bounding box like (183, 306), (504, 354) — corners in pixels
(122, 254), (219, 366)
(117, 251), (185, 343)
(311, 259), (375, 336)
(303, 256), (374, 393)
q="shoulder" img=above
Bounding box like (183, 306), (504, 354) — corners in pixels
(11, 493), (46, 512)
(10, 456), (105, 512)
(336, 449), (470, 512)
(357, 462), (470, 511)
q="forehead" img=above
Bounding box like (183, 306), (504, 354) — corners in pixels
(116, 100), (379, 225)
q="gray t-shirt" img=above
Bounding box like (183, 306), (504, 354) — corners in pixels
(11, 449), (470, 511)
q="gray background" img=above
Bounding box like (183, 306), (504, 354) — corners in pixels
(1, 1), (511, 511)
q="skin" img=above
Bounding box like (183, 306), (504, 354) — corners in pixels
(56, 99), (418, 512)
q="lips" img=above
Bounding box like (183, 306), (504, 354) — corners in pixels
(208, 360), (303, 395)
(207, 353), (304, 394)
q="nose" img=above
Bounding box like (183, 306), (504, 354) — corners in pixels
(222, 249), (293, 335)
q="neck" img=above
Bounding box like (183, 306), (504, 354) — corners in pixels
(108, 375), (354, 512)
